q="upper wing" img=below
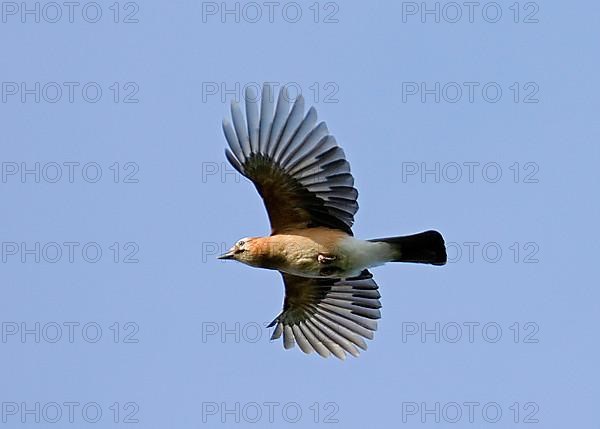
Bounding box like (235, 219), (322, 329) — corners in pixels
(267, 271), (382, 359)
(222, 84), (358, 235)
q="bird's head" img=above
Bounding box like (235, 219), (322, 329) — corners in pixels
(218, 237), (260, 265)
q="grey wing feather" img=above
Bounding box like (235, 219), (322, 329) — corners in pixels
(259, 84), (275, 153)
(231, 101), (251, 157)
(273, 95), (305, 160)
(245, 86), (260, 153)
(267, 86), (292, 157)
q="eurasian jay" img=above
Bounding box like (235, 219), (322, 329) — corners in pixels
(220, 83), (446, 359)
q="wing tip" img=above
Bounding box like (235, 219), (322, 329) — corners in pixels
(245, 85), (258, 103)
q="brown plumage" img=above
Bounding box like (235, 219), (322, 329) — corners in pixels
(219, 83), (447, 359)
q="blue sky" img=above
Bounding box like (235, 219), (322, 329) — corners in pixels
(1, 0), (599, 427)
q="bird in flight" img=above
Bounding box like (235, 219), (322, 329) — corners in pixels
(220, 83), (447, 359)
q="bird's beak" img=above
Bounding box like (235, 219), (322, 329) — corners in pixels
(218, 248), (235, 260)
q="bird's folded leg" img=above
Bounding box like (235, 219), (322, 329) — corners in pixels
(318, 254), (337, 264)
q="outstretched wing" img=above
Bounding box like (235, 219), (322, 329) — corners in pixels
(222, 84), (358, 235)
(267, 271), (382, 359)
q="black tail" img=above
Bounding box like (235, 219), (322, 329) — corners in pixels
(369, 230), (447, 266)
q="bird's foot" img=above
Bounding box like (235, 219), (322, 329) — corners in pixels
(318, 254), (337, 264)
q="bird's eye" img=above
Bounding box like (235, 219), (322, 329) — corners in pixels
(238, 240), (245, 247)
